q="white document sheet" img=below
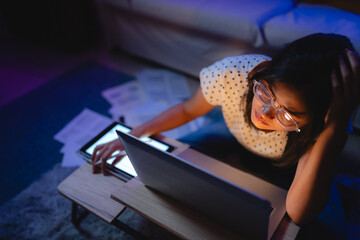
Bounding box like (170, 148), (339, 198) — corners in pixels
(136, 69), (191, 104)
(60, 141), (86, 167)
(55, 69), (205, 168)
(101, 69), (204, 139)
(101, 80), (147, 109)
(54, 108), (113, 167)
(54, 108), (112, 144)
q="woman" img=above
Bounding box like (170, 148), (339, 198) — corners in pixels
(92, 33), (359, 238)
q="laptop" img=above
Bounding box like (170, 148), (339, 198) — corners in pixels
(116, 130), (288, 240)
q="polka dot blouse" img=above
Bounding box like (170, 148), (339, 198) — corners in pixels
(200, 54), (288, 159)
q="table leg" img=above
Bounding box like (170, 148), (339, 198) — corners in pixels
(112, 218), (150, 240)
(70, 202), (95, 238)
(71, 202), (90, 226)
(71, 202), (149, 239)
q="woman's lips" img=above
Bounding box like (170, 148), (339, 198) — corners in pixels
(255, 110), (269, 125)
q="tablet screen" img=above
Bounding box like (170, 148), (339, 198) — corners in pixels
(81, 122), (173, 178)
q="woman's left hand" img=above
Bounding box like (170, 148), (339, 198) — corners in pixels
(326, 49), (360, 131)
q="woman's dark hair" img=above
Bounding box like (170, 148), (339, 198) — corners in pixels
(244, 33), (355, 167)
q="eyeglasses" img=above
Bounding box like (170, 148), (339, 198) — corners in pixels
(253, 80), (301, 132)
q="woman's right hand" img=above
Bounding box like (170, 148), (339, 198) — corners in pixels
(88, 87), (214, 174)
(326, 49), (360, 132)
(91, 139), (125, 174)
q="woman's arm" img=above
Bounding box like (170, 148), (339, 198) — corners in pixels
(286, 49), (360, 224)
(129, 88), (216, 138)
(91, 88), (216, 173)
(286, 124), (347, 224)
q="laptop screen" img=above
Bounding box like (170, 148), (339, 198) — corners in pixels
(117, 130), (273, 239)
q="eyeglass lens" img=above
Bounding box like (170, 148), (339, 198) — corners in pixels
(254, 83), (298, 131)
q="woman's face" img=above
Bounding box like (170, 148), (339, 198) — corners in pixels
(251, 81), (309, 132)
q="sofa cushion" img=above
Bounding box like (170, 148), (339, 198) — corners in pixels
(104, 0), (295, 47)
(263, 3), (360, 52)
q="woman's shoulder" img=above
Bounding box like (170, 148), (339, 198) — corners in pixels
(200, 54), (271, 75)
(223, 54), (272, 63)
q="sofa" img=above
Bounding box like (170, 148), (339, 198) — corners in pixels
(97, 0), (360, 77)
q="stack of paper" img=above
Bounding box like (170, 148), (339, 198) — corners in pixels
(103, 69), (204, 139)
(55, 69), (205, 167)
(54, 108), (113, 167)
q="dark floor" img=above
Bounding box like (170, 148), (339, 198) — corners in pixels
(0, 30), (199, 205)
(0, 32), (198, 108)
(0, 16), (115, 201)
(0, 36), (100, 203)
(0, 37), (103, 107)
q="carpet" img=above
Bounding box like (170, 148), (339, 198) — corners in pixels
(0, 62), (131, 205)
(0, 163), (178, 240)
(0, 62), (179, 239)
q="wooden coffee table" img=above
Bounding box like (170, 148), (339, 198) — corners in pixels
(58, 137), (299, 239)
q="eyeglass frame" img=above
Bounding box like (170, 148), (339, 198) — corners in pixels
(252, 80), (301, 132)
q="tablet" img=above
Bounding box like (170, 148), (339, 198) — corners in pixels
(77, 122), (174, 181)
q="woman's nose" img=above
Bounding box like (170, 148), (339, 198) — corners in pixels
(261, 105), (275, 118)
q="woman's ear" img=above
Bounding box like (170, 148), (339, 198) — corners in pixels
(248, 60), (270, 79)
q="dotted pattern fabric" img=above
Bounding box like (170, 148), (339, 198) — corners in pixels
(200, 54), (288, 159)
